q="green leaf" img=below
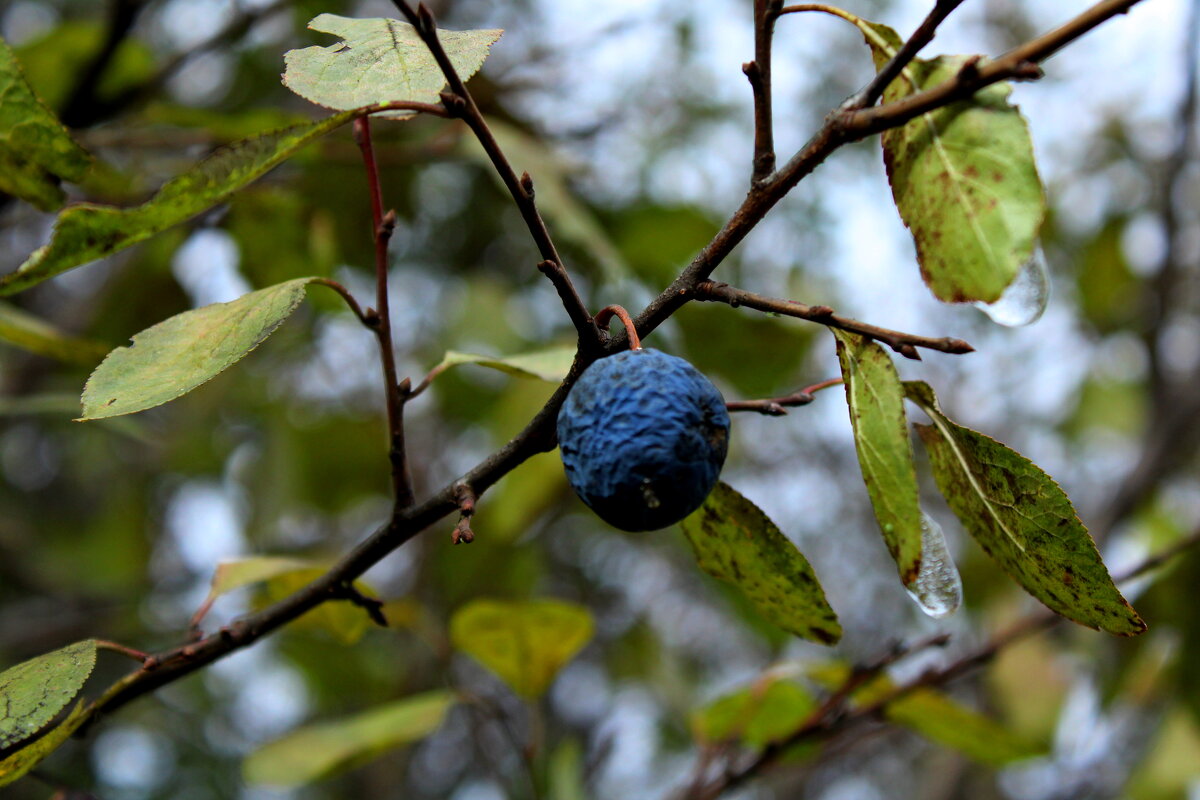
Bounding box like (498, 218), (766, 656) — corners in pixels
(1, 115), (354, 296)
(80, 278), (322, 420)
(904, 381), (1144, 635)
(260, 568), (373, 646)
(0, 301), (109, 365)
(199, 557), (376, 645)
(433, 346), (577, 384)
(854, 21), (1045, 303)
(887, 688), (1042, 765)
(283, 15), (502, 119)
(0, 701), (89, 787)
(0, 36), (91, 211)
(243, 690), (455, 787)
(679, 482), (842, 645)
(450, 598), (594, 697)
(207, 556), (323, 599)
(832, 331), (923, 587)
(0, 640), (97, 751)
(809, 662), (1040, 766)
(693, 675), (816, 748)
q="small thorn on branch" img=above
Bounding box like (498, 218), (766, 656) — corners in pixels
(1012, 60), (1044, 80)
(438, 90), (467, 115)
(332, 581), (389, 627)
(957, 54), (983, 82)
(379, 209), (397, 239)
(453, 482), (476, 545)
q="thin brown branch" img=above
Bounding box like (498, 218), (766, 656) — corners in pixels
(94, 640), (151, 665)
(391, 0), (602, 352)
(354, 117), (415, 509)
(694, 280), (973, 360)
(309, 278), (370, 325)
(726, 377), (843, 415)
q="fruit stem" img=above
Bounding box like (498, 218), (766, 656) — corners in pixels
(594, 305), (642, 350)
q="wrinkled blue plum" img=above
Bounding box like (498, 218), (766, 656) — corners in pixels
(557, 349), (730, 531)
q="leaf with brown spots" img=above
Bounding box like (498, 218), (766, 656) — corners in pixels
(852, 20), (1045, 304)
(833, 331), (923, 588)
(904, 381), (1144, 636)
(679, 482), (841, 645)
(80, 278), (323, 420)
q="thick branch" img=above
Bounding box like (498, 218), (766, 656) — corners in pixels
(695, 281), (973, 359)
(391, 1), (602, 351)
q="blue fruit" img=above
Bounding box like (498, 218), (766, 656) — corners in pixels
(557, 348), (730, 531)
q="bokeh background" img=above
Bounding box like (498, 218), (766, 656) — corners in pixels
(1, 0), (1198, 797)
